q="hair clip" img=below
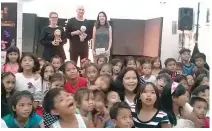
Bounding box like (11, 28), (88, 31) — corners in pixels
(171, 82), (179, 94)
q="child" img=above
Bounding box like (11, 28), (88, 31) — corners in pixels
(3, 91), (44, 128)
(111, 58), (123, 80)
(179, 48), (195, 75)
(133, 82), (171, 128)
(106, 90), (121, 110)
(142, 62), (156, 83)
(158, 68), (172, 77)
(191, 85), (210, 119)
(40, 63), (56, 94)
(155, 73), (171, 96)
(51, 55), (63, 73)
(80, 58), (91, 77)
(100, 63), (112, 76)
(93, 90), (109, 128)
(164, 58), (178, 79)
(176, 62), (183, 75)
(115, 67), (140, 113)
(1, 46), (20, 74)
(190, 97), (209, 128)
(15, 53), (42, 110)
(123, 56), (137, 70)
(96, 55), (107, 66)
(109, 102), (133, 128)
(160, 82), (189, 127)
(42, 73), (66, 128)
(186, 75), (194, 92)
(95, 74), (113, 92)
(192, 74), (209, 92)
(174, 75), (189, 91)
(191, 85), (209, 104)
(151, 57), (162, 77)
(136, 57), (145, 76)
(62, 61), (87, 94)
(193, 53), (209, 74)
(1, 72), (16, 118)
(74, 88), (94, 123)
(37, 57), (46, 73)
(85, 63), (99, 87)
(43, 88), (92, 128)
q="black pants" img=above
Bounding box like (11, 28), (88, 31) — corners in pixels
(69, 43), (88, 63)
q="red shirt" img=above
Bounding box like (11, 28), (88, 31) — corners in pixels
(64, 77), (87, 94)
(203, 117), (209, 128)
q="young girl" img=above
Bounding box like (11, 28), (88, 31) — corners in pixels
(1, 72), (16, 118)
(133, 82), (171, 128)
(80, 58), (91, 77)
(15, 54), (42, 110)
(62, 61), (87, 94)
(174, 75), (189, 91)
(85, 63), (99, 87)
(74, 88), (94, 124)
(37, 57), (46, 73)
(42, 72), (66, 128)
(151, 57), (162, 77)
(186, 75), (194, 92)
(43, 88), (93, 128)
(192, 74), (209, 92)
(100, 63), (112, 76)
(111, 58), (123, 80)
(40, 63), (56, 94)
(93, 90), (110, 128)
(3, 91), (44, 128)
(142, 62), (156, 83)
(95, 74), (115, 92)
(160, 82), (192, 127)
(115, 67), (140, 114)
(36, 63), (56, 117)
(1, 46), (20, 74)
(96, 55), (107, 66)
(123, 56), (137, 70)
(51, 55), (63, 73)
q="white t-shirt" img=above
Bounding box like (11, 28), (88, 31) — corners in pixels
(142, 75), (156, 83)
(1, 119), (8, 128)
(15, 73), (42, 102)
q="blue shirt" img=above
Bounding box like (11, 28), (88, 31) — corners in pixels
(3, 113), (42, 128)
(183, 63), (195, 75)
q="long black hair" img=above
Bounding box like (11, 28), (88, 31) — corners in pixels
(5, 46), (20, 64)
(18, 53), (40, 73)
(160, 82), (186, 126)
(115, 67), (141, 101)
(1, 72), (16, 102)
(94, 11), (110, 29)
(135, 82), (160, 113)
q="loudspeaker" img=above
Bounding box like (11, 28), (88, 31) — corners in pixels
(178, 8), (193, 31)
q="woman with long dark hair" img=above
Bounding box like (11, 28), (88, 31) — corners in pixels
(40, 11), (67, 62)
(92, 11), (112, 62)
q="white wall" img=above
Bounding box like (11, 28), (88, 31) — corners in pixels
(4, 0), (211, 65)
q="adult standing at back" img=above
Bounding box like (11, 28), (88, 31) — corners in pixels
(92, 11), (112, 62)
(66, 5), (91, 63)
(40, 12), (67, 62)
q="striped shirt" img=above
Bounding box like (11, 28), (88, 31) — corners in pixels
(133, 110), (170, 128)
(124, 97), (136, 113)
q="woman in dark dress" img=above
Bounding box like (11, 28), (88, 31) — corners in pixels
(40, 12), (67, 62)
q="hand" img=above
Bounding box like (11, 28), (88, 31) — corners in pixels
(74, 30), (82, 35)
(52, 40), (59, 46)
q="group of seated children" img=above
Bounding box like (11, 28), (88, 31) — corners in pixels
(1, 46), (210, 128)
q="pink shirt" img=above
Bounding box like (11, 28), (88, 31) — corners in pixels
(1, 63), (19, 74)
